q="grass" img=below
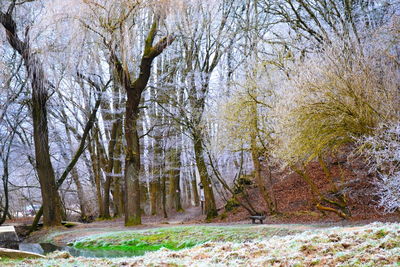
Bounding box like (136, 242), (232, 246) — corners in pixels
(72, 225), (300, 252)
(3, 223), (400, 266)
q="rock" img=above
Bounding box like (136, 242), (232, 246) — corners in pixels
(61, 221), (83, 228)
(341, 243), (351, 249)
(50, 251), (71, 259)
(0, 248), (45, 259)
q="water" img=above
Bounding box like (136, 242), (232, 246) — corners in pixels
(19, 243), (148, 258)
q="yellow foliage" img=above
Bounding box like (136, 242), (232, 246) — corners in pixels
(274, 41), (400, 166)
(217, 65), (280, 153)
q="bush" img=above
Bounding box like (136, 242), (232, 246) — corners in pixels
(225, 198), (240, 212)
(274, 39), (399, 166)
(358, 123), (400, 213)
(273, 20), (400, 214)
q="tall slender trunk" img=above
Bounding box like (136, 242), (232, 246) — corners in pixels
(161, 172), (168, 218)
(249, 84), (277, 215)
(111, 136), (123, 217)
(185, 176), (192, 207)
(103, 180), (112, 218)
(191, 172), (200, 207)
(103, 121), (122, 218)
(150, 180), (158, 215)
(251, 148), (276, 214)
(161, 141), (168, 218)
(70, 167), (88, 220)
(88, 137), (105, 216)
(174, 152), (183, 212)
(193, 133), (217, 219)
(168, 148), (183, 211)
(152, 134), (163, 216)
(65, 128), (88, 220)
(0, 158), (10, 225)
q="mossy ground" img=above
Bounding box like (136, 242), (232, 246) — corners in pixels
(72, 224), (300, 252)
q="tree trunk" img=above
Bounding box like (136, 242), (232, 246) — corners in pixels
(103, 121), (122, 218)
(65, 128), (88, 220)
(193, 133), (217, 219)
(249, 86), (277, 215)
(88, 137), (105, 217)
(70, 167), (88, 220)
(150, 180), (158, 215)
(161, 142), (168, 218)
(124, 111), (141, 225)
(185, 176), (192, 207)
(112, 178), (123, 217)
(111, 136), (123, 217)
(113, 20), (173, 226)
(168, 148), (183, 211)
(251, 148), (277, 214)
(1, 9), (62, 227)
(0, 159), (10, 225)
(161, 172), (168, 218)
(191, 173), (200, 207)
(32, 92), (63, 226)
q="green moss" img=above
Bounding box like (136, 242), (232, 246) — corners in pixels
(0, 258), (25, 263)
(373, 229), (388, 239)
(310, 259), (321, 266)
(219, 212), (228, 220)
(73, 225), (300, 253)
(224, 199), (240, 212)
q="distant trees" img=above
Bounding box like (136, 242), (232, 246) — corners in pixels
(0, 0), (399, 226)
(78, 0), (174, 225)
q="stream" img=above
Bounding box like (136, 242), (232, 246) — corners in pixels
(18, 243), (148, 258)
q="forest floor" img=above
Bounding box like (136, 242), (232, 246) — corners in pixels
(3, 159), (400, 266)
(21, 206), (355, 247)
(2, 204), (400, 266)
(1, 221), (399, 266)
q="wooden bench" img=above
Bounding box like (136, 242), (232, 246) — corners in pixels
(249, 215), (266, 224)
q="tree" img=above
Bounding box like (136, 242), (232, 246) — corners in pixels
(0, 2), (63, 226)
(155, 0), (240, 219)
(120, 19), (174, 225)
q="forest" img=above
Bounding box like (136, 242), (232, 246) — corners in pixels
(0, 0), (399, 266)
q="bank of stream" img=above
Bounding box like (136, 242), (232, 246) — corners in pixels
(18, 243), (147, 258)
(18, 224), (304, 259)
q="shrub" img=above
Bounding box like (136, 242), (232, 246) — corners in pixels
(274, 39), (399, 166)
(358, 123), (400, 213)
(224, 198), (240, 212)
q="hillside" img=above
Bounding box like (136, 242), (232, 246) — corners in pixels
(213, 156), (399, 224)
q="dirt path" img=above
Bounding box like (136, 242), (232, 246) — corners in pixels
(166, 206), (203, 224)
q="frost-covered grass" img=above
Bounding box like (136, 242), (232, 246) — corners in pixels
(2, 223), (400, 266)
(72, 225), (300, 251)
